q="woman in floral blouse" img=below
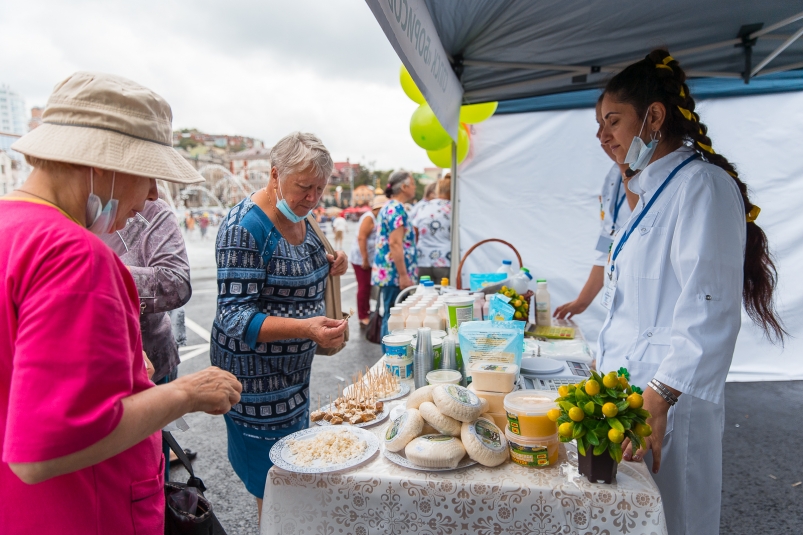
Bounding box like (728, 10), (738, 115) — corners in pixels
(372, 170), (418, 339)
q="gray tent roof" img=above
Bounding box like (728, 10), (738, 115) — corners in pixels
(421, 1), (803, 103)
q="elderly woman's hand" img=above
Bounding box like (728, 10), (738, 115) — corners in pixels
(327, 251), (349, 277)
(143, 351), (155, 380)
(306, 316), (348, 348)
(174, 367), (243, 415)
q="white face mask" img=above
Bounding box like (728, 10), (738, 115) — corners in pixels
(86, 169), (118, 235)
(624, 110), (659, 173)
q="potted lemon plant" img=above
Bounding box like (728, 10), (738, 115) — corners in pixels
(547, 368), (652, 483)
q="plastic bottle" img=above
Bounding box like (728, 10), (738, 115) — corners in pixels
(399, 302), (411, 320)
(472, 292), (485, 320)
(535, 279), (552, 326)
(483, 295), (492, 319)
(424, 307), (443, 330)
(387, 307), (405, 333)
(510, 269), (533, 295)
(406, 307), (423, 329)
(418, 304), (429, 322)
(496, 259), (516, 277)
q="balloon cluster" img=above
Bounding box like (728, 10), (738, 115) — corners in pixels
(401, 65), (497, 168)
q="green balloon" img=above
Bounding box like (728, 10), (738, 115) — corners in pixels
(400, 65), (425, 104)
(459, 101), (498, 124)
(410, 103), (452, 151)
(427, 125), (470, 168)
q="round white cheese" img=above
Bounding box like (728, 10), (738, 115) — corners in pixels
(404, 434), (466, 469)
(406, 384), (436, 409)
(461, 417), (509, 467)
(419, 401), (462, 436)
(432, 384), (483, 423)
(384, 408), (424, 452)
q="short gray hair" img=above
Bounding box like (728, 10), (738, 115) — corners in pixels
(269, 132), (334, 181)
(386, 170), (412, 196)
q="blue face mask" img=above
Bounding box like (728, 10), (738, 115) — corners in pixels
(275, 179), (312, 223)
(624, 111), (659, 173)
(86, 169), (119, 235)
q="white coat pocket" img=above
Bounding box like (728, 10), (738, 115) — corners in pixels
(629, 213), (668, 280)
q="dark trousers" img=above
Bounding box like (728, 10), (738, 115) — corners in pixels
(380, 285), (401, 351)
(352, 263), (373, 321)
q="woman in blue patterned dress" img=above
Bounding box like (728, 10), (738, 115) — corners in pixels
(211, 132), (348, 517)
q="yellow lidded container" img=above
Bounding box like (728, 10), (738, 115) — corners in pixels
(503, 390), (559, 437)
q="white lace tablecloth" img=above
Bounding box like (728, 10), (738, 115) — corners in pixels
(261, 398), (666, 535)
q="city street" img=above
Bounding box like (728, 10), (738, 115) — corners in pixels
(172, 221), (802, 535)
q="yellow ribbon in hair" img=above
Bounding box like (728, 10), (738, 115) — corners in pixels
(680, 87), (686, 98)
(662, 56), (675, 65)
(656, 64), (672, 71)
(727, 170), (738, 178)
(746, 206), (761, 223)
(696, 140), (716, 154)
(678, 106), (694, 121)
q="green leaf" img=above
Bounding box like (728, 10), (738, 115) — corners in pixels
(574, 389), (589, 404)
(633, 408), (651, 419)
(593, 438), (609, 456)
(577, 438), (587, 456)
(616, 400), (630, 413)
(592, 394), (605, 406)
(607, 417), (624, 433)
(586, 430), (600, 446)
(617, 367), (630, 381)
(572, 425), (586, 439)
(583, 401), (596, 417)
(609, 441), (623, 463)
(559, 436), (572, 443)
(590, 370), (603, 383)
(630, 385), (644, 395)
(625, 430), (642, 450)
(621, 418), (632, 430)
(605, 388), (619, 398)
(557, 415), (571, 425)
(559, 401), (577, 413)
(631, 414), (646, 425)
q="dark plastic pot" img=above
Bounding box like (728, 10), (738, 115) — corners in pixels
(577, 450), (617, 484)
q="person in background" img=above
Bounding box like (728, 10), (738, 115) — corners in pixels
(373, 170), (418, 339)
(598, 50), (784, 535)
(554, 95), (638, 319)
(332, 212), (347, 250)
(185, 212), (195, 237)
(408, 180), (437, 222)
(0, 71), (241, 535)
(413, 174), (452, 283)
(212, 132), (348, 519)
(350, 195), (387, 326)
(101, 197), (194, 479)
(198, 211), (210, 240)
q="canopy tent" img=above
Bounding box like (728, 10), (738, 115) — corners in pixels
(366, 1), (803, 381)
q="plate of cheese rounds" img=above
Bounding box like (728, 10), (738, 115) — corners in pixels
(270, 426), (380, 474)
(382, 384), (509, 471)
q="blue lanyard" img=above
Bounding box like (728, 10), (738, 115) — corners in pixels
(609, 153), (699, 279)
(610, 175), (627, 235)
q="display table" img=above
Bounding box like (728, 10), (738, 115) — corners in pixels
(261, 383), (667, 534)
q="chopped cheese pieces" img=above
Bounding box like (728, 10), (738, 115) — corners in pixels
(287, 430), (367, 466)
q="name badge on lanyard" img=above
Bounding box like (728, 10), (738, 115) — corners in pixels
(601, 277), (616, 310)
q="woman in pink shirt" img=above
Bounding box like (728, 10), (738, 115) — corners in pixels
(0, 72), (242, 535)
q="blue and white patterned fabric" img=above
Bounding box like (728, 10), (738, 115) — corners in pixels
(211, 196), (329, 431)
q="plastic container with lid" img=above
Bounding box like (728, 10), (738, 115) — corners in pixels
(382, 334), (413, 359)
(496, 259), (516, 278)
(426, 369), (462, 385)
(387, 307), (405, 333)
(503, 390), (559, 437)
(505, 427), (559, 467)
(445, 296), (474, 329)
(468, 383), (507, 413)
(468, 362), (518, 393)
(406, 308), (423, 329)
(535, 279), (551, 327)
(384, 354), (413, 379)
(510, 269), (533, 295)
(472, 293), (485, 320)
(423, 307), (444, 331)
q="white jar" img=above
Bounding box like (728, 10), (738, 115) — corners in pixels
(423, 307), (443, 330)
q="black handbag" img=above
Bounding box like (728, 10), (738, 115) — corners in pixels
(365, 308), (383, 344)
(163, 431), (227, 535)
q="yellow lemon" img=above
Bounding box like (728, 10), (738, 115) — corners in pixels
(514, 311), (523, 319)
(627, 393), (644, 409)
(608, 428), (625, 444)
(568, 407), (585, 422)
(584, 379), (600, 396)
(557, 385), (570, 398)
(602, 402), (619, 418)
(618, 376), (629, 390)
(634, 423), (652, 437)
(558, 422), (574, 438)
(602, 372), (619, 389)
(547, 408), (561, 422)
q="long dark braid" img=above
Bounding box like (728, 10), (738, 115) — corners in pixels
(606, 49), (786, 343)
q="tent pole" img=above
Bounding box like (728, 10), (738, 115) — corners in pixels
(449, 141), (459, 288)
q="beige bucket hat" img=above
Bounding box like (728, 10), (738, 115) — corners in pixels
(12, 72), (203, 184)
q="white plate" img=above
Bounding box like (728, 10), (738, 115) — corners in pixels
(270, 426), (379, 474)
(383, 447), (477, 472)
(314, 402), (389, 428)
(520, 357), (565, 375)
(344, 381), (410, 402)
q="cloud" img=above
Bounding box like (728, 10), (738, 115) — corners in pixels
(0, 0), (435, 170)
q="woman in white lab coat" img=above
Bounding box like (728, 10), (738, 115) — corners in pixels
(597, 49), (784, 535)
(554, 96), (637, 319)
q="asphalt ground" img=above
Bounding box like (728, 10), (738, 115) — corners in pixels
(171, 221), (802, 535)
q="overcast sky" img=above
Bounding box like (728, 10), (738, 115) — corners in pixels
(0, 0), (431, 170)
